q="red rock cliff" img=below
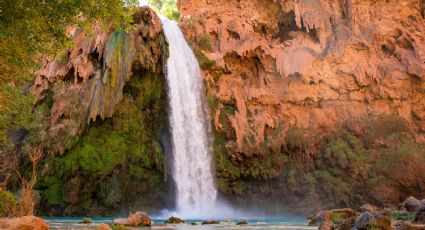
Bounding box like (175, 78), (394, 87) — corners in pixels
(178, 0), (425, 213)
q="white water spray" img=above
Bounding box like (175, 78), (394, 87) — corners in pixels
(160, 17), (219, 218)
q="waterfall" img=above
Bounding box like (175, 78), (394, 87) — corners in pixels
(160, 17), (218, 218)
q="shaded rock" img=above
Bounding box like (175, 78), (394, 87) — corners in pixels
(360, 203), (378, 213)
(78, 218), (92, 224)
(165, 216), (184, 224)
(402, 197), (425, 213)
(0, 216), (49, 230)
(191, 222), (197, 225)
(96, 224), (112, 230)
(236, 221), (248, 225)
(394, 221), (425, 230)
(202, 220), (220, 225)
(354, 211), (391, 230)
(414, 208), (425, 224)
(336, 216), (355, 230)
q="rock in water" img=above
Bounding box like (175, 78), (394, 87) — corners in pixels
(0, 216), (49, 230)
(236, 221), (248, 225)
(113, 218), (129, 225)
(202, 220), (220, 225)
(113, 211), (151, 227)
(78, 218), (92, 224)
(127, 211), (151, 226)
(165, 216), (184, 224)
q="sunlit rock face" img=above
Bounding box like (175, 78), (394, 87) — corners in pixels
(178, 0), (425, 214)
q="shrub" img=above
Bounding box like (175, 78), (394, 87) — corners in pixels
(285, 128), (315, 155)
(195, 34), (212, 51)
(193, 48), (215, 69)
(0, 190), (18, 217)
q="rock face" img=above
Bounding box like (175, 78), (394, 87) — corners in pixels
(27, 7), (173, 216)
(178, 0), (425, 213)
(33, 7), (167, 155)
(0, 216), (49, 230)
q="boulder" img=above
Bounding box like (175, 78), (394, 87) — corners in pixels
(113, 218), (129, 225)
(165, 216), (184, 224)
(394, 221), (425, 230)
(78, 218), (92, 224)
(413, 208), (425, 224)
(402, 197), (425, 213)
(360, 203), (378, 213)
(202, 220), (220, 225)
(127, 211), (151, 226)
(354, 211), (391, 230)
(236, 221), (248, 225)
(113, 211), (151, 227)
(0, 216), (49, 230)
(337, 216), (356, 230)
(308, 208), (356, 226)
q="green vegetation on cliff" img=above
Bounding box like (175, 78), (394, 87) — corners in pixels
(213, 114), (425, 213)
(36, 72), (170, 216)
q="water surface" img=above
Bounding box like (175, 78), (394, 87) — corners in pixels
(44, 217), (317, 230)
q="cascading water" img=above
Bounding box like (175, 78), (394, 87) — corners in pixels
(160, 16), (218, 218)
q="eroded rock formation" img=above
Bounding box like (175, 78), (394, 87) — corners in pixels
(26, 7), (172, 216)
(178, 0), (425, 213)
(33, 7), (167, 154)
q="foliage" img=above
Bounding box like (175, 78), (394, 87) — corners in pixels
(285, 128), (315, 154)
(193, 47), (216, 70)
(148, 0), (180, 21)
(390, 211), (413, 221)
(0, 0), (137, 82)
(0, 190), (18, 217)
(0, 0), (138, 151)
(0, 84), (35, 151)
(195, 34), (213, 51)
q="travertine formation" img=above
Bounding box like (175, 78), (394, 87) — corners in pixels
(178, 0), (425, 213)
(32, 7), (167, 154)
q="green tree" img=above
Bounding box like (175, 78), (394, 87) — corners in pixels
(148, 0), (180, 21)
(0, 0), (138, 150)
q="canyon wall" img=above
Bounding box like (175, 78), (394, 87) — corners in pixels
(11, 7), (173, 216)
(178, 0), (425, 214)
